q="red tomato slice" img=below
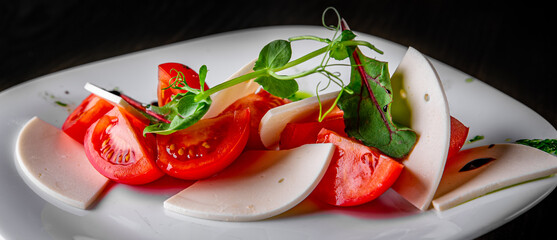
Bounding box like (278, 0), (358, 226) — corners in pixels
(315, 128), (404, 206)
(447, 116), (469, 160)
(158, 63), (209, 106)
(279, 108), (345, 150)
(156, 108), (250, 180)
(220, 90), (291, 150)
(62, 94), (114, 144)
(84, 106), (164, 185)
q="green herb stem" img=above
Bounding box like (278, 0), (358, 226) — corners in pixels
(267, 66), (320, 80)
(193, 69), (265, 102)
(288, 35), (330, 44)
(273, 46), (329, 72)
(343, 40), (383, 54)
(193, 45), (330, 102)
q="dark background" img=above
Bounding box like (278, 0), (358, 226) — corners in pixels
(1, 0), (555, 239)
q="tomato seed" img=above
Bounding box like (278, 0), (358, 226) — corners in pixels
(102, 139), (109, 148)
(106, 150), (114, 159)
(101, 145), (109, 154)
(362, 153), (377, 171)
(105, 124), (113, 133)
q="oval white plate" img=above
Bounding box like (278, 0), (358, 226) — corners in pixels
(1, 26), (556, 240)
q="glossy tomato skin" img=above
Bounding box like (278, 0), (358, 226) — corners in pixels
(279, 108), (345, 150)
(62, 94), (114, 144)
(156, 108), (250, 180)
(158, 63), (209, 106)
(221, 90), (291, 150)
(447, 116), (469, 160)
(315, 128), (404, 206)
(84, 106), (164, 185)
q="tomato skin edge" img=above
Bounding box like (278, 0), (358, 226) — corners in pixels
(83, 106), (164, 185)
(314, 128), (404, 207)
(62, 94), (114, 144)
(447, 116), (469, 160)
(155, 108), (251, 180)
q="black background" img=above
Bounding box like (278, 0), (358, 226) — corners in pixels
(1, 0), (555, 239)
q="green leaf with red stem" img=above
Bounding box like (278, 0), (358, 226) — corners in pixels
(336, 20), (416, 159)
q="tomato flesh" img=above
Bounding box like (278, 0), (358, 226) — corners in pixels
(62, 94), (114, 144)
(156, 108), (250, 180)
(221, 90), (290, 150)
(447, 116), (469, 160)
(315, 128), (404, 206)
(158, 62), (209, 106)
(279, 108), (345, 150)
(84, 106), (164, 185)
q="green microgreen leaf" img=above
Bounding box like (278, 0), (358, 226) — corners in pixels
(198, 65), (208, 92)
(254, 40), (292, 70)
(143, 92), (211, 135)
(254, 75), (299, 98)
(251, 39), (300, 98)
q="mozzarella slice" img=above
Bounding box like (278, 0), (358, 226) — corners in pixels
(164, 143), (335, 221)
(432, 143), (557, 211)
(259, 91), (340, 149)
(15, 117), (110, 209)
(84, 82), (146, 120)
(203, 58), (261, 119)
(389, 47), (451, 211)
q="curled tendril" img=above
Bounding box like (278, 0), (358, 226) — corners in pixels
(322, 7), (342, 31)
(315, 81), (346, 122)
(163, 68), (199, 94)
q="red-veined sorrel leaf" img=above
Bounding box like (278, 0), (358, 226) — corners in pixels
(336, 20), (416, 159)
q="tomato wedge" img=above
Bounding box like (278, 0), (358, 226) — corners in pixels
(279, 107), (345, 150)
(447, 116), (469, 160)
(156, 108), (251, 180)
(83, 106), (164, 185)
(62, 94), (114, 144)
(158, 62), (209, 106)
(220, 90), (291, 150)
(315, 128), (404, 206)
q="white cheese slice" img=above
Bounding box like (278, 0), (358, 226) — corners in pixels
(15, 116), (110, 209)
(259, 91), (340, 149)
(432, 143), (557, 211)
(389, 47), (451, 210)
(203, 58), (261, 119)
(84, 82), (146, 120)
(164, 143), (335, 221)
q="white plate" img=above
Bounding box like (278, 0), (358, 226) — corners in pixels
(1, 26), (556, 240)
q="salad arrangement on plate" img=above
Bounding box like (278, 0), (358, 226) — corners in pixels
(14, 7), (557, 222)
